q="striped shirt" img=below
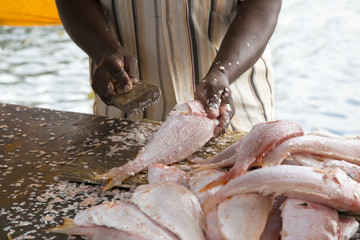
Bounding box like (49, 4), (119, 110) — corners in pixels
(91, 0), (274, 132)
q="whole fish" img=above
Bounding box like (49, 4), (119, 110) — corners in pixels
(202, 165), (360, 214)
(132, 182), (206, 240)
(48, 201), (178, 240)
(94, 100), (218, 191)
(201, 120), (304, 191)
(217, 194), (272, 240)
(280, 199), (339, 240)
(262, 135), (360, 167)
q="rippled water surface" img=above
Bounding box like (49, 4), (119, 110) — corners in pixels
(0, 0), (359, 136)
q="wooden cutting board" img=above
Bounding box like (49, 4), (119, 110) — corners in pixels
(0, 103), (244, 239)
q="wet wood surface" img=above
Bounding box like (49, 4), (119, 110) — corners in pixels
(0, 103), (244, 239)
(0, 103), (143, 239)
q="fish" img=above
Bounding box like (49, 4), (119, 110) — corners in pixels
(46, 217), (145, 240)
(93, 100), (218, 191)
(202, 165), (360, 214)
(262, 135), (360, 167)
(131, 182), (206, 240)
(280, 199), (339, 240)
(200, 120), (304, 192)
(217, 194), (273, 240)
(47, 201), (178, 239)
(147, 163), (190, 186)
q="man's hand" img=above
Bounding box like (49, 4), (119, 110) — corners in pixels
(92, 48), (139, 105)
(194, 72), (235, 137)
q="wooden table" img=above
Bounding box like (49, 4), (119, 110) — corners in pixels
(0, 103), (162, 239)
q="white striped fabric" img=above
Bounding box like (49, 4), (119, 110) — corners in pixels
(90, 0), (274, 132)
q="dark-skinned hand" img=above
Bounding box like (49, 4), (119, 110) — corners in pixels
(195, 71), (235, 137)
(92, 48), (139, 105)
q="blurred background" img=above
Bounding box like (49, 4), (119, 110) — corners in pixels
(0, 0), (359, 136)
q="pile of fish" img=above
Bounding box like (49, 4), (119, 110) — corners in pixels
(48, 101), (360, 239)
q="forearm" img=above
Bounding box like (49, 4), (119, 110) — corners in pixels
(208, 0), (282, 83)
(55, 0), (120, 64)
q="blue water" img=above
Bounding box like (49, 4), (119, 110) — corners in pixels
(0, 0), (359, 136)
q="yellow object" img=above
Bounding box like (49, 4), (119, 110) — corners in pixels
(0, 0), (61, 26)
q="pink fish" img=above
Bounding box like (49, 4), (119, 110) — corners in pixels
(200, 120), (304, 192)
(262, 135), (360, 167)
(47, 201), (178, 239)
(280, 199), (340, 240)
(202, 165), (360, 214)
(94, 100), (218, 190)
(132, 182), (206, 240)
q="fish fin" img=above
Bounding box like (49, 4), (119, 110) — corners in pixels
(93, 166), (134, 191)
(193, 164), (219, 173)
(199, 171), (233, 193)
(257, 156), (263, 167)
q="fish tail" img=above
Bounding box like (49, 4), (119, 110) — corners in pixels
(93, 167), (123, 181)
(102, 178), (117, 192)
(45, 217), (77, 234)
(199, 167), (246, 193)
(93, 162), (141, 191)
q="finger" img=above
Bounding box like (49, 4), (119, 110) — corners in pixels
(106, 58), (133, 92)
(92, 67), (116, 105)
(111, 67), (133, 92)
(124, 55), (139, 84)
(214, 88), (235, 137)
(205, 84), (222, 119)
